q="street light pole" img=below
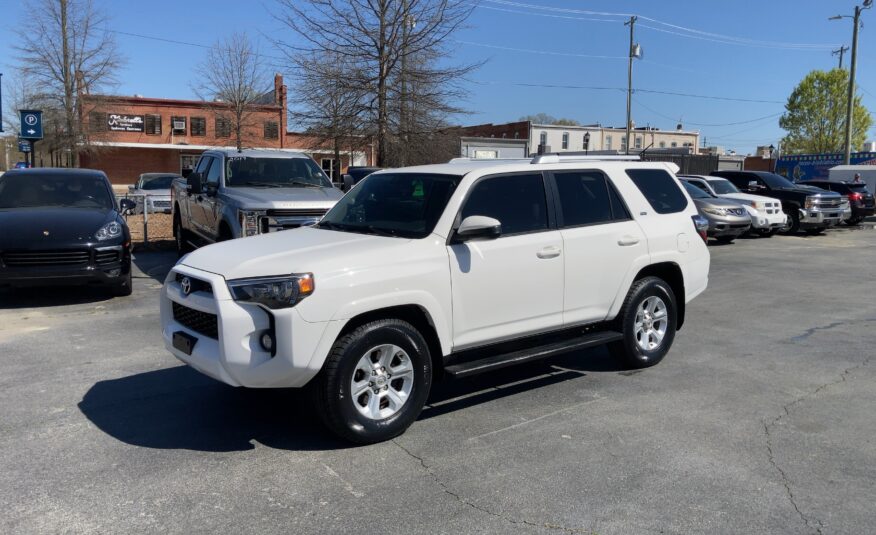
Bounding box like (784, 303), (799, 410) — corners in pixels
(833, 1), (872, 165)
(624, 16), (637, 156)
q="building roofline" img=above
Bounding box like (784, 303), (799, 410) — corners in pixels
(82, 94), (281, 112)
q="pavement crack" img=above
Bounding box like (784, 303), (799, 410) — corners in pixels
(789, 317), (876, 343)
(761, 355), (873, 534)
(392, 440), (593, 534)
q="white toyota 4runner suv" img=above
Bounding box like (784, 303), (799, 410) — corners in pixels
(160, 155), (710, 443)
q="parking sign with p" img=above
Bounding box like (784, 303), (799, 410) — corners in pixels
(19, 110), (43, 140)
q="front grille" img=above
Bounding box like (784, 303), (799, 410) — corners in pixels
(2, 250), (90, 267)
(727, 208), (746, 216)
(265, 208), (329, 218)
(175, 273), (213, 294)
(814, 198), (843, 208)
(151, 200), (171, 208)
(172, 302), (219, 338)
(95, 250), (120, 265)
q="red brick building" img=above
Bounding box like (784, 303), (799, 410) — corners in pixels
(79, 75), (372, 184)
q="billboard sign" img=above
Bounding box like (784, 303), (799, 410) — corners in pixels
(107, 114), (145, 132)
(775, 152), (876, 182)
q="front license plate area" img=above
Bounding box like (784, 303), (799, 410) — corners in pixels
(173, 331), (198, 355)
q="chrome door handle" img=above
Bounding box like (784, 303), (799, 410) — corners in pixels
(537, 246), (562, 259)
(617, 235), (640, 246)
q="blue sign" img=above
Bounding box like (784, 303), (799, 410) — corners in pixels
(18, 140), (31, 153)
(19, 109), (43, 140)
(775, 152), (876, 182)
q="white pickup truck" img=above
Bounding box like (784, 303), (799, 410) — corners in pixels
(161, 154), (710, 443)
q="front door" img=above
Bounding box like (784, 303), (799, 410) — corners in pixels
(448, 172), (564, 350)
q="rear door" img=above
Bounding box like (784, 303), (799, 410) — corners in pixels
(448, 172), (564, 349)
(548, 169), (648, 325)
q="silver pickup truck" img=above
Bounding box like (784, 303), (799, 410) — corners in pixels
(172, 149), (344, 255)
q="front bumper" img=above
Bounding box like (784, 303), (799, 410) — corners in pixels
(704, 213), (751, 237)
(799, 207), (843, 228)
(160, 264), (342, 388)
(747, 208), (787, 230)
(0, 245), (130, 287)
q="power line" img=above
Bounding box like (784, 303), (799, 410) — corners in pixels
(632, 96), (782, 126)
(454, 40), (626, 60)
(106, 29), (289, 62)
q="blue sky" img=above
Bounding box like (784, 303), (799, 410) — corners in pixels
(2, 0), (875, 155)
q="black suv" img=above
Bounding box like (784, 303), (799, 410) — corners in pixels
(799, 179), (875, 225)
(711, 170), (844, 234)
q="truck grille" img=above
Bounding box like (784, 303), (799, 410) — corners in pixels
(172, 302), (219, 338)
(2, 250), (90, 267)
(265, 208), (329, 217)
(814, 198), (843, 209)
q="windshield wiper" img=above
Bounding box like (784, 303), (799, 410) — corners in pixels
(364, 225), (400, 237)
(287, 181), (324, 188)
(242, 181), (284, 188)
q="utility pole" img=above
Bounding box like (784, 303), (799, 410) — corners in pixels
(624, 16), (637, 155)
(832, 45), (849, 69)
(844, 7), (862, 165)
(0, 72), (4, 134)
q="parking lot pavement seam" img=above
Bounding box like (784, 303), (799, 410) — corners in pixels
(761, 354), (874, 535)
(390, 440), (596, 534)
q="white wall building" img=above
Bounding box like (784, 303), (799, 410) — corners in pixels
(528, 124), (700, 154)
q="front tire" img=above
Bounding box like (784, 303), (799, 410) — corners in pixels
(174, 216), (193, 257)
(111, 270), (133, 297)
(311, 319), (433, 444)
(609, 277), (677, 369)
(805, 227), (826, 235)
(783, 211), (800, 234)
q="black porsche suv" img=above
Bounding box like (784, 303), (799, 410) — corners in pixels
(0, 168), (137, 296)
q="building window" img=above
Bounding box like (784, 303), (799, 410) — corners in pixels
(321, 158), (335, 179)
(635, 136), (643, 149)
(171, 116), (186, 135)
(190, 117), (206, 136)
(539, 131), (547, 147)
(215, 117), (231, 138)
(605, 135), (612, 150)
(659, 141), (666, 148)
(89, 112), (107, 132)
(514, 132), (519, 139)
(264, 121), (279, 140)
(561, 132), (569, 150)
(145, 114), (161, 135)
(671, 142), (677, 148)
(621, 136), (627, 151)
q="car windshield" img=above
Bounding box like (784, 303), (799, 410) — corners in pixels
(849, 184), (869, 193)
(225, 156), (333, 188)
(682, 181), (713, 199)
(759, 173), (796, 189)
(140, 175), (177, 190)
(0, 173), (114, 210)
(318, 173), (461, 238)
(709, 178), (740, 195)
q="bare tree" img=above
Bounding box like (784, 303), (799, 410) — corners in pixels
(274, 0), (478, 167)
(194, 33), (271, 151)
(289, 50), (368, 179)
(14, 0), (123, 166)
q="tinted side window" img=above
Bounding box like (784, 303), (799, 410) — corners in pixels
(625, 169), (688, 214)
(689, 181), (710, 193)
(461, 173), (548, 235)
(608, 182), (632, 220)
(206, 157), (221, 185)
(195, 156), (212, 175)
(554, 171), (613, 227)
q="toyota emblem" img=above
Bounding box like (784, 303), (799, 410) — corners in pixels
(180, 277), (192, 296)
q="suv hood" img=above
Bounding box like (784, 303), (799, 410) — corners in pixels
(0, 208), (116, 247)
(181, 226), (415, 280)
(696, 197), (745, 209)
(717, 192), (778, 205)
(223, 187), (344, 208)
(787, 185), (840, 197)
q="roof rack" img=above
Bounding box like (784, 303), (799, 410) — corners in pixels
(530, 152), (641, 164)
(447, 157), (531, 164)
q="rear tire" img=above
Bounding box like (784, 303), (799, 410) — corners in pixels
(174, 216), (193, 257)
(310, 319), (433, 444)
(609, 277), (677, 369)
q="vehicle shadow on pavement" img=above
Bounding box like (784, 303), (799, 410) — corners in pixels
(0, 286), (116, 309)
(78, 346), (623, 452)
(131, 249), (178, 284)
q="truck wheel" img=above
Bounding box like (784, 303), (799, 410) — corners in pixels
(783, 211), (800, 234)
(609, 277), (677, 369)
(174, 217), (193, 257)
(847, 216), (863, 226)
(311, 319), (433, 444)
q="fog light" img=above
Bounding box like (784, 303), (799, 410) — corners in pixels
(107, 268), (121, 277)
(260, 331), (275, 353)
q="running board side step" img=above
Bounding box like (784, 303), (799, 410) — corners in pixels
(444, 330), (623, 379)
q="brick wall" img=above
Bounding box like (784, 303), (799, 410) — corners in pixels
(81, 148), (205, 185)
(744, 157), (776, 171)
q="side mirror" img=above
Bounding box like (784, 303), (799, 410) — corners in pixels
(119, 198), (137, 213)
(747, 181), (760, 190)
(187, 173), (203, 195)
(453, 215), (502, 243)
(342, 174), (354, 191)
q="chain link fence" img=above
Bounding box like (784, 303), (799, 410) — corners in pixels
(116, 193), (175, 249)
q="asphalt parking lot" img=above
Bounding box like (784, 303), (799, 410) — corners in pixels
(2, 228), (875, 535)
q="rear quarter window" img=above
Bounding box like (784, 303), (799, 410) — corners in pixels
(625, 168), (689, 214)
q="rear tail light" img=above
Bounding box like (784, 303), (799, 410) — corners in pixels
(848, 192), (862, 202)
(692, 215), (709, 242)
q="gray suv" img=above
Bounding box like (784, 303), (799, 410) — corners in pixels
(681, 181), (751, 243)
(171, 149), (344, 255)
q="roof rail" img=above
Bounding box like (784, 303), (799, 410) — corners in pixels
(530, 152), (641, 164)
(447, 157), (531, 164)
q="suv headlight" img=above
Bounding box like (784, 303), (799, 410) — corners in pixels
(702, 207), (727, 216)
(227, 274), (314, 309)
(95, 221), (123, 241)
(239, 209), (265, 237)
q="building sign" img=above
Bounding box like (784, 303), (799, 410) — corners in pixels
(107, 114), (145, 132)
(775, 152), (876, 182)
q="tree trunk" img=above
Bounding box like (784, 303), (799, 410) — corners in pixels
(60, 0), (78, 167)
(376, 2), (388, 168)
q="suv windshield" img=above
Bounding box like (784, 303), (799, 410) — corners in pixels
(682, 181), (713, 199)
(140, 174), (177, 190)
(0, 173), (114, 210)
(225, 156), (333, 188)
(759, 173), (796, 189)
(709, 178), (740, 195)
(318, 173), (461, 238)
